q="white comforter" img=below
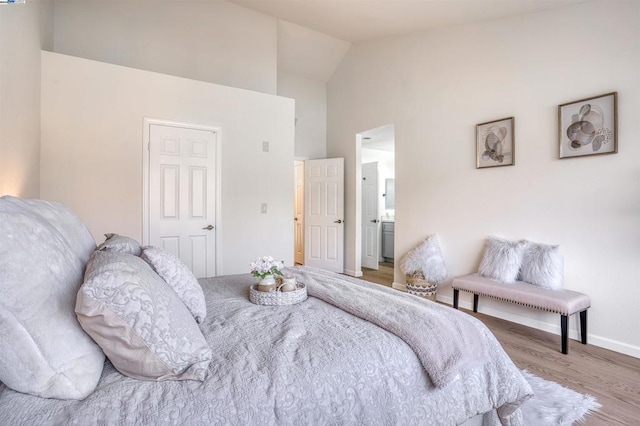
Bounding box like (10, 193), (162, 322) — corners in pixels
(294, 267), (493, 388)
(0, 268), (531, 425)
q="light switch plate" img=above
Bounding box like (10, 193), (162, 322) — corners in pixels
(262, 141), (269, 152)
(261, 203), (268, 213)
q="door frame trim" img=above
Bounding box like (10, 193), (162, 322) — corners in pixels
(142, 117), (222, 275)
(293, 159), (305, 265)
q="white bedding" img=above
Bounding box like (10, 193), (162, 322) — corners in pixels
(0, 268), (532, 425)
(293, 267), (491, 388)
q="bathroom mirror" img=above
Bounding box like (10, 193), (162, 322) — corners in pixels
(384, 178), (395, 209)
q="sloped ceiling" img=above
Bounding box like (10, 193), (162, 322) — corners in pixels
(278, 20), (351, 82)
(230, 0), (588, 44)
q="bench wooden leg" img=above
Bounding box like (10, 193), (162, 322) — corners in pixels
(580, 310), (588, 345)
(561, 315), (568, 354)
(451, 290), (478, 312)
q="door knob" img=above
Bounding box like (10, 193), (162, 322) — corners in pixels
(202, 225), (214, 230)
(370, 219), (379, 223)
(294, 217), (298, 221)
(334, 219), (343, 224)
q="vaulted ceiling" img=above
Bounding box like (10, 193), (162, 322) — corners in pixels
(230, 0), (588, 43)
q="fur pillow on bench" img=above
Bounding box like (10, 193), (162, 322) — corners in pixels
(519, 242), (563, 290)
(478, 237), (526, 284)
(478, 237), (563, 290)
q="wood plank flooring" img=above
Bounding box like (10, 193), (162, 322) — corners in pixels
(361, 262), (394, 287)
(470, 310), (640, 425)
(358, 267), (640, 425)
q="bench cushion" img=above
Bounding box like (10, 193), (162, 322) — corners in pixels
(452, 274), (590, 316)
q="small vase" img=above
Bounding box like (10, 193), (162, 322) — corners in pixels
(257, 274), (276, 292)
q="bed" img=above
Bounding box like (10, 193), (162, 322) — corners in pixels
(0, 196), (532, 425)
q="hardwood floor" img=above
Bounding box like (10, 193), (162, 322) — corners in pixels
(361, 261), (394, 287)
(472, 310), (640, 425)
(359, 268), (640, 425)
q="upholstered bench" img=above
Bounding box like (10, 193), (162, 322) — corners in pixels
(451, 273), (591, 354)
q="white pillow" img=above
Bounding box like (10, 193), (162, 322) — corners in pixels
(478, 237), (526, 283)
(97, 233), (142, 256)
(141, 246), (207, 323)
(0, 196), (105, 400)
(76, 251), (212, 381)
(400, 234), (448, 282)
(519, 241), (564, 290)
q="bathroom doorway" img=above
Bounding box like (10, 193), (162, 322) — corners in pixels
(358, 124), (395, 286)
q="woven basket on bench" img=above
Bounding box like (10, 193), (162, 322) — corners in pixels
(406, 273), (437, 301)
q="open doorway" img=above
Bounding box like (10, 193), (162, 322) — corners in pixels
(358, 124), (395, 287)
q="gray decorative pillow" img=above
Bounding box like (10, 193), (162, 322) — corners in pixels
(478, 237), (526, 284)
(76, 251), (212, 381)
(519, 241), (564, 290)
(141, 246), (207, 323)
(97, 233), (142, 256)
(0, 196), (105, 400)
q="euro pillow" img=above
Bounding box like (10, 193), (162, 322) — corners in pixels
(76, 251), (211, 381)
(22, 198), (97, 260)
(141, 246), (207, 323)
(0, 196), (105, 400)
(97, 233), (142, 256)
(478, 237), (526, 284)
(519, 241), (564, 290)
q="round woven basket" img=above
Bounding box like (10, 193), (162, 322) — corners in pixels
(406, 273), (437, 301)
(249, 283), (307, 306)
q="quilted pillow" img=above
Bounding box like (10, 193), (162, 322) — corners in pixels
(96, 233), (142, 256)
(141, 246), (207, 323)
(478, 237), (526, 284)
(76, 251), (212, 381)
(519, 241), (564, 290)
(0, 196), (105, 399)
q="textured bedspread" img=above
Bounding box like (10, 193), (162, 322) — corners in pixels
(0, 269), (532, 425)
(291, 267), (488, 388)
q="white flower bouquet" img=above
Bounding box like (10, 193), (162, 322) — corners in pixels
(249, 256), (285, 279)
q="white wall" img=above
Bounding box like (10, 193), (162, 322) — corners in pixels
(0, 0), (52, 198)
(53, 0), (278, 94)
(41, 52), (295, 275)
(328, 1), (640, 357)
(278, 71), (327, 159)
(51, 2), (349, 160)
(276, 20), (350, 159)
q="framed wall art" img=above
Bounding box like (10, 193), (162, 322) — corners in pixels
(476, 117), (514, 169)
(558, 92), (617, 159)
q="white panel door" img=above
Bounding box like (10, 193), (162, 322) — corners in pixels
(304, 158), (344, 272)
(149, 124), (217, 278)
(294, 160), (305, 265)
(361, 162), (379, 269)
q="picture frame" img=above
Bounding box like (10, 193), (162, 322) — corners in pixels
(476, 117), (514, 169)
(558, 92), (617, 159)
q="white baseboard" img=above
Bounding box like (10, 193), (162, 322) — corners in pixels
(392, 282), (406, 291)
(438, 294), (640, 359)
(344, 269), (363, 278)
